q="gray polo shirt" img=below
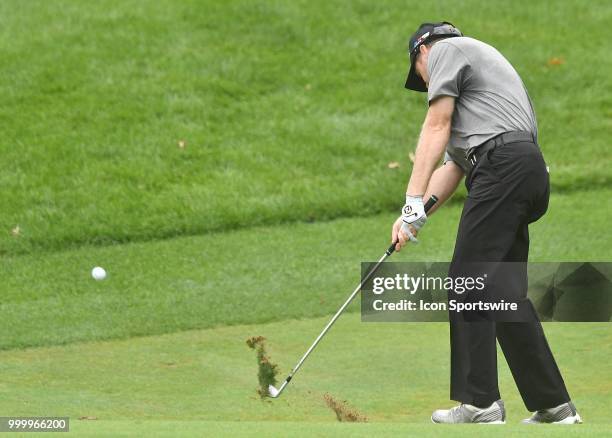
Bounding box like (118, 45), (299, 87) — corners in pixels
(427, 37), (537, 172)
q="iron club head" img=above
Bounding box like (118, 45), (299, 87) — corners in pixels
(268, 384), (280, 398)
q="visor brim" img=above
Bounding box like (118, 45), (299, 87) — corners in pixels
(404, 62), (427, 92)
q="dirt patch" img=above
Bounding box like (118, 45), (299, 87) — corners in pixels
(246, 336), (279, 399)
(323, 393), (368, 422)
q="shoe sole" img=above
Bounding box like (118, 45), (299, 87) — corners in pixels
(431, 416), (505, 424)
(554, 414), (583, 424)
(522, 413), (583, 424)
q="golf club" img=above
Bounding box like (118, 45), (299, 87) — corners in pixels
(269, 195), (439, 398)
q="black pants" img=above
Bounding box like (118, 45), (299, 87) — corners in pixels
(448, 139), (570, 411)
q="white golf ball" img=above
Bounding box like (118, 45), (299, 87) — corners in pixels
(91, 266), (107, 281)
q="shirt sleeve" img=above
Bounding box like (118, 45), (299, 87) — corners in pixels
(427, 42), (470, 103)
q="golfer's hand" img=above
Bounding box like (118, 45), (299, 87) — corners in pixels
(401, 195), (427, 243)
(391, 216), (418, 252)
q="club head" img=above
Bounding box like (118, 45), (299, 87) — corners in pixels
(268, 385), (280, 398)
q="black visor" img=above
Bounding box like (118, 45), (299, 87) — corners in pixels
(404, 22), (463, 92)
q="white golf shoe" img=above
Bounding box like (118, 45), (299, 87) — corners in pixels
(522, 401), (582, 424)
(431, 399), (506, 424)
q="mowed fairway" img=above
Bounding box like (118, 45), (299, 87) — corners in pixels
(1, 190), (611, 436)
(1, 316), (610, 437)
(0, 0), (610, 436)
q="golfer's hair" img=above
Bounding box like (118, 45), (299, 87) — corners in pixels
(425, 36), (452, 48)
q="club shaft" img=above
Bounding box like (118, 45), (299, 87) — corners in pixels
(274, 195), (438, 396)
(279, 251), (389, 390)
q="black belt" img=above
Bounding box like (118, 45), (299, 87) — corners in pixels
(466, 131), (535, 167)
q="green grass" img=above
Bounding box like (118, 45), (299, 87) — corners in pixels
(66, 422), (612, 437)
(1, 189), (610, 351)
(0, 2), (610, 436)
(0, 315), (609, 435)
(0, 0), (610, 254)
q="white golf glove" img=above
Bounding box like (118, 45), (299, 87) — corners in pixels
(400, 195), (427, 243)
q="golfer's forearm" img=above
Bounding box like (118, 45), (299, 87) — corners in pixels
(406, 96), (454, 197)
(406, 125), (449, 196)
(423, 162), (464, 215)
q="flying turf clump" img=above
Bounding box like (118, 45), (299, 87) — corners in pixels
(323, 393), (368, 422)
(246, 336), (279, 399)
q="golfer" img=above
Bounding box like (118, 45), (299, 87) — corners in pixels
(391, 22), (582, 424)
